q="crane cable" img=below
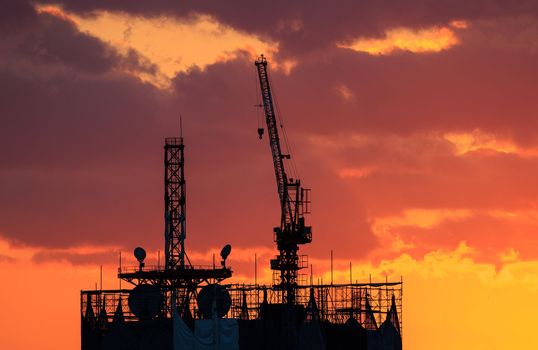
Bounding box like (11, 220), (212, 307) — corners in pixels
(253, 67), (263, 130)
(272, 83), (300, 181)
(252, 62), (301, 182)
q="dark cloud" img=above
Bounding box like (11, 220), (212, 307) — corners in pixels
(1, 1), (538, 266)
(0, 4), (168, 248)
(171, 56), (381, 259)
(0, 2), (156, 76)
(313, 136), (538, 213)
(34, 0), (538, 55)
(269, 43), (538, 143)
(20, 13), (121, 74)
(0, 0), (36, 33)
(0, 51), (382, 259)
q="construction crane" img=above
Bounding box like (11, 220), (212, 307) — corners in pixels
(255, 55), (312, 304)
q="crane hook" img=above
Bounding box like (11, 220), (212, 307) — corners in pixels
(258, 128), (264, 139)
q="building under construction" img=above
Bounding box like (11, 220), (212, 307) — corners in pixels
(81, 56), (403, 350)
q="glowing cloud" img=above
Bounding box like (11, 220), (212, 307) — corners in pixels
(340, 26), (460, 55)
(444, 130), (538, 156)
(334, 84), (355, 101)
(371, 209), (472, 252)
(37, 5), (276, 87)
(338, 166), (375, 179)
(374, 208), (472, 231)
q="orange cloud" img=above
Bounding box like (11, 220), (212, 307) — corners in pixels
(450, 20), (469, 29)
(340, 26), (460, 55)
(444, 130), (538, 156)
(373, 208), (472, 231)
(37, 5), (77, 25)
(35, 5), (277, 88)
(334, 84), (355, 101)
(338, 166), (376, 179)
(369, 209), (472, 253)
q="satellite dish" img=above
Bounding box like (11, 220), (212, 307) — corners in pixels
(196, 284), (231, 319)
(128, 284), (162, 320)
(134, 247), (146, 262)
(220, 244), (232, 261)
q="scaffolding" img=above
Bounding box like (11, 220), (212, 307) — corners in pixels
(81, 280), (402, 334)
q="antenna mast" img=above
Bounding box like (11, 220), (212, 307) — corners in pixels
(164, 122), (187, 269)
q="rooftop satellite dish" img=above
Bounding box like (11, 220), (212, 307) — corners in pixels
(196, 284), (231, 319)
(134, 247), (146, 262)
(128, 284), (161, 320)
(220, 244), (232, 268)
(220, 244), (232, 261)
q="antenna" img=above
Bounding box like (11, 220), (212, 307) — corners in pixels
(179, 114), (183, 141)
(331, 250), (333, 285)
(119, 251), (122, 290)
(164, 129), (187, 269)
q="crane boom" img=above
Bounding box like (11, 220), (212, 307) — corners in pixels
(255, 55), (291, 228)
(255, 55), (312, 304)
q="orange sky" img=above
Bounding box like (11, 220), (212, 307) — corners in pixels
(2, 1), (538, 349)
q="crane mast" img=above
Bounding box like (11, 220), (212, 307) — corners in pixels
(255, 55), (312, 304)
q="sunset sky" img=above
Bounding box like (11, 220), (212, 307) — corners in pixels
(2, 1), (538, 349)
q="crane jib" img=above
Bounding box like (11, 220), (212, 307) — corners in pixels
(255, 58), (292, 228)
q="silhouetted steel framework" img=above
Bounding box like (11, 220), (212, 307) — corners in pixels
(255, 55), (312, 304)
(81, 134), (403, 350)
(164, 137), (187, 269)
(81, 281), (403, 334)
(81, 58), (404, 350)
(116, 136), (231, 310)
